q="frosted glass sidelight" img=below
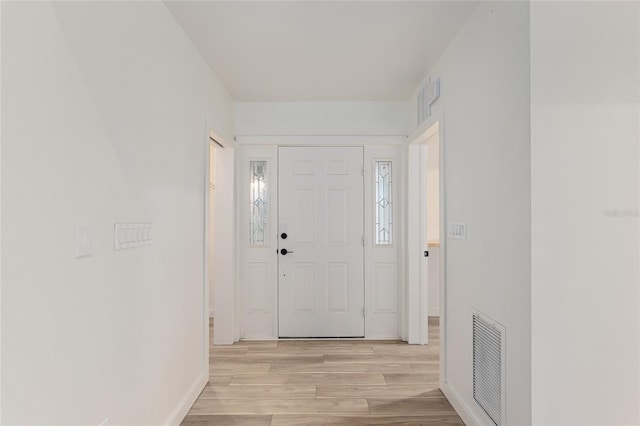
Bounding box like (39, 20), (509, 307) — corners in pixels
(250, 161), (268, 246)
(375, 161), (393, 245)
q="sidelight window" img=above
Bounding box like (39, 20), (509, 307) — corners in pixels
(249, 160), (268, 246)
(375, 160), (393, 245)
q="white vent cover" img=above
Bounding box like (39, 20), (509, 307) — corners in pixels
(473, 311), (505, 426)
(417, 76), (441, 126)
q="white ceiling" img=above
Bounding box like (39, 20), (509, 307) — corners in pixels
(165, 1), (479, 101)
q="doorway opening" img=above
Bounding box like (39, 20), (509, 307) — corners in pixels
(407, 120), (445, 376)
(423, 126), (441, 350)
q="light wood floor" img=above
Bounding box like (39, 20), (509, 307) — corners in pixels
(182, 318), (462, 426)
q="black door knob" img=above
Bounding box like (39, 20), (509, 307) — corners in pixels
(281, 232), (288, 239)
(280, 248), (294, 255)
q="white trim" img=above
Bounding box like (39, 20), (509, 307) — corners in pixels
(399, 145), (408, 341)
(438, 111), (448, 388)
(406, 143), (423, 344)
(209, 129), (232, 148)
(240, 336), (279, 341)
(202, 121), (211, 362)
(441, 382), (485, 426)
(0, 2), (3, 419)
(203, 130), (211, 358)
(236, 135), (405, 146)
(209, 309), (214, 318)
(407, 116), (439, 145)
(233, 141), (241, 343)
(165, 374), (208, 426)
(419, 143), (428, 345)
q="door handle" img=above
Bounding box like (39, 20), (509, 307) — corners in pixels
(280, 248), (294, 255)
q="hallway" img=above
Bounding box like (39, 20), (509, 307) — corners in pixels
(181, 318), (460, 425)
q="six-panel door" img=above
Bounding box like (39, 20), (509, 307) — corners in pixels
(278, 147), (365, 337)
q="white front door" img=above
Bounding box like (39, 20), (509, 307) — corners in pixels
(278, 147), (365, 337)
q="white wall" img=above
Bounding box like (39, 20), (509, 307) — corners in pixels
(408, 2), (531, 424)
(1, 2), (234, 424)
(531, 2), (640, 425)
(212, 143), (236, 344)
(235, 102), (407, 137)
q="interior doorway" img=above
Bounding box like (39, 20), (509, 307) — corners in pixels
(423, 127), (441, 348)
(407, 120), (444, 346)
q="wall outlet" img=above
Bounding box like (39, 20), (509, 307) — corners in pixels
(447, 221), (466, 240)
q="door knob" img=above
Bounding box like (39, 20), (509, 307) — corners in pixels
(280, 248), (294, 255)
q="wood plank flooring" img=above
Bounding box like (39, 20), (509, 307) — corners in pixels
(182, 318), (462, 426)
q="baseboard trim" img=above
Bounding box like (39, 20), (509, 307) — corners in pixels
(166, 374), (207, 426)
(364, 336), (403, 340)
(441, 381), (484, 426)
(208, 309), (214, 318)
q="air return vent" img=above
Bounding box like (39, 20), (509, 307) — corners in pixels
(473, 311), (505, 426)
(416, 76), (440, 126)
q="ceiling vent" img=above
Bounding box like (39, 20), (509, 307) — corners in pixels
(473, 310), (506, 426)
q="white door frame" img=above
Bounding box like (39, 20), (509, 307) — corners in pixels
(202, 125), (212, 374)
(406, 116), (447, 383)
(406, 139), (426, 344)
(407, 114), (447, 382)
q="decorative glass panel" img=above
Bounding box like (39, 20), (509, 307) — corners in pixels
(249, 161), (268, 246)
(375, 161), (393, 245)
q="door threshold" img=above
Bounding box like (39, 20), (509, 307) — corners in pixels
(278, 336), (365, 340)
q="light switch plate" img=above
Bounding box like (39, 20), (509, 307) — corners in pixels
(114, 223), (152, 250)
(75, 225), (93, 258)
(448, 221), (466, 240)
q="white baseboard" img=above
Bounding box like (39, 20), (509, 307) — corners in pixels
(237, 336), (278, 341)
(364, 336), (402, 340)
(209, 309), (214, 318)
(428, 307), (441, 317)
(441, 381), (485, 426)
(166, 374), (207, 426)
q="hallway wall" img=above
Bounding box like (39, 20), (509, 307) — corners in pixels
(1, 2), (233, 424)
(531, 2), (640, 424)
(408, 2), (531, 424)
(235, 102), (407, 138)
